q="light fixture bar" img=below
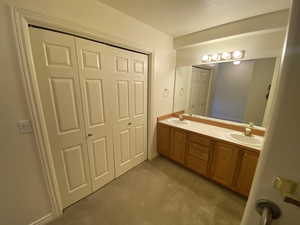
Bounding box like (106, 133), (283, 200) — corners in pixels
(201, 50), (245, 63)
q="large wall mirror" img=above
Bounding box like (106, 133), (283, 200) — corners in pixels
(173, 58), (278, 127)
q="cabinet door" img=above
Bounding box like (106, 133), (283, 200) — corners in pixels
(157, 123), (171, 157)
(170, 128), (186, 164)
(211, 142), (239, 187)
(236, 150), (259, 196)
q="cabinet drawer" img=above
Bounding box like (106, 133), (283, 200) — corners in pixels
(188, 133), (210, 146)
(186, 155), (208, 175)
(188, 142), (209, 161)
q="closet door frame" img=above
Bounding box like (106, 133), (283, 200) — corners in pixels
(12, 7), (156, 220)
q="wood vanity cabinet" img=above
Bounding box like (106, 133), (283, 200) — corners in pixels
(235, 149), (259, 196)
(185, 134), (212, 176)
(210, 142), (240, 188)
(169, 128), (187, 164)
(157, 123), (259, 197)
(157, 123), (171, 157)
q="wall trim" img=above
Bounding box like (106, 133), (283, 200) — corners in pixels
(11, 6), (156, 222)
(28, 213), (53, 225)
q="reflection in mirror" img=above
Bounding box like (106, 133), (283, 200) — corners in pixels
(173, 58), (277, 127)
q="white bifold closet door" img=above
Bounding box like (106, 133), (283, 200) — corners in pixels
(75, 38), (115, 191)
(29, 27), (148, 208)
(30, 28), (115, 207)
(108, 47), (148, 177)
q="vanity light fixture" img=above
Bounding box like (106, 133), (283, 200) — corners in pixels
(221, 52), (231, 60)
(232, 50), (244, 59)
(233, 60), (241, 65)
(202, 55), (210, 62)
(201, 50), (244, 63)
(211, 53), (221, 61)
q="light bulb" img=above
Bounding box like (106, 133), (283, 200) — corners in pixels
(211, 53), (220, 61)
(202, 55), (209, 62)
(232, 50), (243, 59)
(222, 52), (231, 60)
(233, 61), (241, 65)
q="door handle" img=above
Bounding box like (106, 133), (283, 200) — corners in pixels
(256, 199), (281, 225)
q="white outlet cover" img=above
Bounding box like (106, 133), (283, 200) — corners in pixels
(17, 120), (33, 134)
(163, 88), (169, 97)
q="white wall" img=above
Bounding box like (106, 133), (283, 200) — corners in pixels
(0, 1), (175, 224)
(176, 30), (286, 67)
(174, 10), (289, 49)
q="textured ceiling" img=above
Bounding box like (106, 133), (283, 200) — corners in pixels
(98, 0), (290, 37)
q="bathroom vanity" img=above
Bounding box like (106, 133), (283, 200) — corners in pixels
(162, 56), (275, 197)
(157, 117), (264, 197)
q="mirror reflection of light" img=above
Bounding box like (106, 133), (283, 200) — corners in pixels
(233, 50), (243, 59)
(212, 53), (220, 61)
(202, 55), (209, 62)
(222, 52), (231, 60)
(233, 60), (241, 65)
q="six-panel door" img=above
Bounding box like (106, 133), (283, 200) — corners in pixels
(30, 28), (92, 207)
(76, 38), (115, 191)
(30, 27), (148, 207)
(108, 47), (148, 177)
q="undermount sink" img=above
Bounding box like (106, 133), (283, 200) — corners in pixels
(229, 132), (263, 146)
(167, 118), (190, 125)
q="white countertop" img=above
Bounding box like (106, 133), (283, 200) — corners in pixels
(159, 117), (264, 151)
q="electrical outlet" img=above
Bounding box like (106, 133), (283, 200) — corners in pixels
(17, 120), (33, 134)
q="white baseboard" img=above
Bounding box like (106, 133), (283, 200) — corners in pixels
(29, 213), (53, 225)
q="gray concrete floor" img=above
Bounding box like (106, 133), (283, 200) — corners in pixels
(49, 157), (246, 225)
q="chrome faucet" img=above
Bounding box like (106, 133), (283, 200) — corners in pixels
(244, 122), (254, 136)
(178, 114), (184, 121)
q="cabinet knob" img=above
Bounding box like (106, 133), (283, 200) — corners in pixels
(87, 133), (93, 137)
(128, 122), (132, 126)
